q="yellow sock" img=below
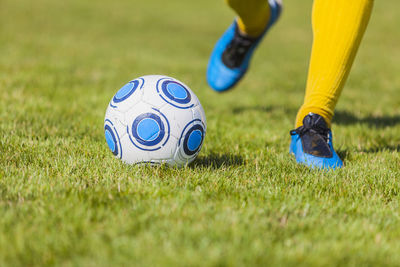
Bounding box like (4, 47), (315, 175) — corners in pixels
(225, 0), (271, 37)
(295, 0), (374, 128)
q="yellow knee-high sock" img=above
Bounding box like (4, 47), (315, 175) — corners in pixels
(295, 0), (374, 128)
(225, 0), (271, 37)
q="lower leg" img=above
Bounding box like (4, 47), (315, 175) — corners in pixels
(225, 0), (271, 37)
(295, 0), (374, 128)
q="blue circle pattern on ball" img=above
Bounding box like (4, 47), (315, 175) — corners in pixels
(162, 81), (191, 104)
(187, 130), (203, 151)
(183, 124), (204, 156)
(167, 82), (188, 100)
(132, 113), (165, 146)
(137, 118), (160, 142)
(113, 80), (139, 103)
(104, 125), (118, 156)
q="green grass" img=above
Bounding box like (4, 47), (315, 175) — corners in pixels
(1, 0), (400, 266)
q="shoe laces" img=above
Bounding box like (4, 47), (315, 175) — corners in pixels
(290, 115), (330, 143)
(222, 26), (257, 69)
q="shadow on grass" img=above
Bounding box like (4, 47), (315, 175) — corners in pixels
(232, 105), (274, 114)
(363, 145), (400, 153)
(192, 152), (244, 169)
(232, 105), (297, 116)
(216, 107), (400, 159)
(232, 107), (400, 129)
(334, 111), (400, 155)
(334, 110), (400, 128)
(337, 149), (350, 161)
(337, 144), (400, 161)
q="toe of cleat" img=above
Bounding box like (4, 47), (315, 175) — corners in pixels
(290, 133), (343, 170)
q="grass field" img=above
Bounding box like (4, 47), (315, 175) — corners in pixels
(1, 0), (400, 266)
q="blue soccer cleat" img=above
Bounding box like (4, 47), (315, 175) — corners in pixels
(290, 113), (343, 170)
(207, 0), (282, 92)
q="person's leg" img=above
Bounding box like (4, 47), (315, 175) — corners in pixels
(296, 0), (374, 128)
(226, 0), (271, 37)
(290, 0), (374, 169)
(207, 0), (282, 92)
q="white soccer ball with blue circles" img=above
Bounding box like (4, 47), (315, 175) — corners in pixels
(104, 75), (206, 166)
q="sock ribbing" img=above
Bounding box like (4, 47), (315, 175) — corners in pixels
(295, 0), (374, 128)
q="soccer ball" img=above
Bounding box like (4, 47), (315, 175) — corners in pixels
(104, 75), (206, 166)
